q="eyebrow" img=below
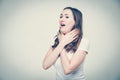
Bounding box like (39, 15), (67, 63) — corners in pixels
(60, 13), (69, 16)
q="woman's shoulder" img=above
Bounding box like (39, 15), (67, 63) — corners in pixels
(81, 37), (90, 44)
(78, 37), (90, 52)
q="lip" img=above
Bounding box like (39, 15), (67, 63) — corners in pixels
(60, 21), (66, 27)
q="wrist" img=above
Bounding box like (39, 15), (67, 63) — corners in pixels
(59, 42), (65, 48)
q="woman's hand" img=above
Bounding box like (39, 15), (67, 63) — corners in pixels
(60, 29), (79, 46)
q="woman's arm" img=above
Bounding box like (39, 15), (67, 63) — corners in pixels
(43, 29), (79, 70)
(60, 49), (87, 75)
(42, 43), (64, 70)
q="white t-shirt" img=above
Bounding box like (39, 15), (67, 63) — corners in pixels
(54, 38), (90, 80)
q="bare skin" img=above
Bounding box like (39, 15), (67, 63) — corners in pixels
(42, 9), (87, 75)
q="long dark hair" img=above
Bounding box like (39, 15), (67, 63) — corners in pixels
(52, 7), (83, 53)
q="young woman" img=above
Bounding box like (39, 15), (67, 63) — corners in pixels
(42, 7), (90, 80)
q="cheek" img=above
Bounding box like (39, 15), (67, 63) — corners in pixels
(66, 20), (75, 30)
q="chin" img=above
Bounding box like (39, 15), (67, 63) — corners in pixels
(60, 30), (69, 35)
(60, 30), (66, 34)
(60, 28), (70, 34)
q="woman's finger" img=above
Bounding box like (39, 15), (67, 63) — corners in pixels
(67, 29), (76, 35)
(71, 29), (79, 36)
(71, 32), (79, 38)
(72, 35), (79, 41)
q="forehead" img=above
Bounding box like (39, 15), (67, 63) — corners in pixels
(61, 9), (73, 15)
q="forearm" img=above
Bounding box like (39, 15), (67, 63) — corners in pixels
(60, 50), (87, 74)
(43, 43), (65, 69)
(60, 50), (71, 74)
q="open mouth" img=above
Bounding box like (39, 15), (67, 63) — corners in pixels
(61, 23), (66, 27)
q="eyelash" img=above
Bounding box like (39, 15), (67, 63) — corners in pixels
(60, 16), (69, 19)
(66, 16), (69, 18)
(60, 16), (62, 18)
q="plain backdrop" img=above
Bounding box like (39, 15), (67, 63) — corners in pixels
(0, 0), (120, 80)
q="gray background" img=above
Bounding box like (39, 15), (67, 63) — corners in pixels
(0, 0), (120, 80)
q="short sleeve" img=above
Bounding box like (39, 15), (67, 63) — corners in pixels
(78, 38), (90, 52)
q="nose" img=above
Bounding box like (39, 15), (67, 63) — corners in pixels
(59, 17), (65, 22)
